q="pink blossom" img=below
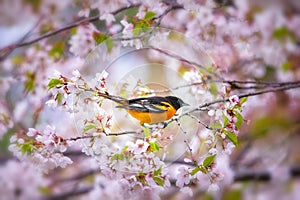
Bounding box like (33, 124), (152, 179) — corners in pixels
(9, 125), (72, 172)
(176, 166), (190, 188)
(180, 186), (193, 197)
(207, 183), (220, 193)
(27, 128), (38, 137)
(229, 95), (240, 105)
(69, 24), (97, 57)
(100, 13), (116, 25)
(78, 8), (90, 17)
(127, 139), (149, 155)
(0, 160), (49, 200)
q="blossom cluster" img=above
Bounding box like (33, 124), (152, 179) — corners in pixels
(0, 0), (299, 199)
(79, 129), (170, 198)
(9, 125), (72, 173)
(0, 160), (49, 200)
(46, 69), (173, 196)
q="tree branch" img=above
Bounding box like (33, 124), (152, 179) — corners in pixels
(0, 0), (183, 61)
(170, 81), (300, 123)
(147, 79), (300, 94)
(65, 130), (139, 141)
(200, 82), (300, 109)
(0, 3), (140, 61)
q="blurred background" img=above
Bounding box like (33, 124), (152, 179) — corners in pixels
(0, 0), (300, 199)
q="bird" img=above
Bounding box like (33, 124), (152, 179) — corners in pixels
(96, 92), (189, 125)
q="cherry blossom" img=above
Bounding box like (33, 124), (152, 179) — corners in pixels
(0, 0), (300, 199)
(69, 24), (98, 57)
(0, 160), (49, 200)
(9, 126), (73, 172)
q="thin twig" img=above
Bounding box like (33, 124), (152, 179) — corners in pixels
(186, 113), (212, 130)
(175, 119), (199, 167)
(65, 130), (138, 141)
(147, 46), (218, 77)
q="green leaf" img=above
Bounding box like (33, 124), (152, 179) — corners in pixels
(203, 154), (216, 167)
(38, 186), (51, 195)
(71, 27), (77, 35)
(20, 143), (35, 155)
(111, 153), (125, 161)
(223, 188), (242, 200)
(118, 153), (125, 161)
(144, 11), (156, 21)
(56, 92), (63, 104)
(167, 31), (185, 41)
(133, 20), (151, 37)
(143, 127), (151, 138)
(202, 193), (214, 200)
(281, 62), (292, 72)
(12, 55), (24, 65)
(191, 166), (201, 176)
(122, 145), (129, 152)
(48, 78), (64, 90)
(207, 66), (216, 74)
(153, 176), (164, 186)
(149, 141), (160, 152)
(210, 122), (222, 129)
(0, 130), (13, 155)
(224, 130), (238, 146)
(235, 112), (244, 129)
(209, 82), (218, 98)
(23, 0), (41, 12)
(136, 172), (147, 185)
(39, 23), (54, 34)
(154, 167), (162, 176)
(223, 113), (229, 127)
(93, 32), (107, 45)
(49, 41), (64, 59)
(1, 113), (9, 125)
(105, 37), (114, 52)
(240, 97), (248, 105)
(250, 114), (291, 138)
(25, 72), (35, 92)
(272, 26), (296, 43)
(133, 23), (143, 36)
(83, 124), (96, 132)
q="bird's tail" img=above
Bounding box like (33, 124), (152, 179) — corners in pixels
(97, 92), (128, 105)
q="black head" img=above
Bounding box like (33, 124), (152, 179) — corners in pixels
(165, 96), (189, 110)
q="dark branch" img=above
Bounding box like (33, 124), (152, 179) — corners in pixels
(234, 170), (271, 182)
(65, 130), (139, 141)
(147, 79), (300, 94)
(201, 82), (300, 108)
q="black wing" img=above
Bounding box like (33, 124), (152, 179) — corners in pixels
(116, 97), (168, 113)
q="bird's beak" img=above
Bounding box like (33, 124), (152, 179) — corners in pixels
(182, 102), (190, 107)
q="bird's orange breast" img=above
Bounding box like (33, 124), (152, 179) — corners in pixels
(127, 108), (176, 125)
